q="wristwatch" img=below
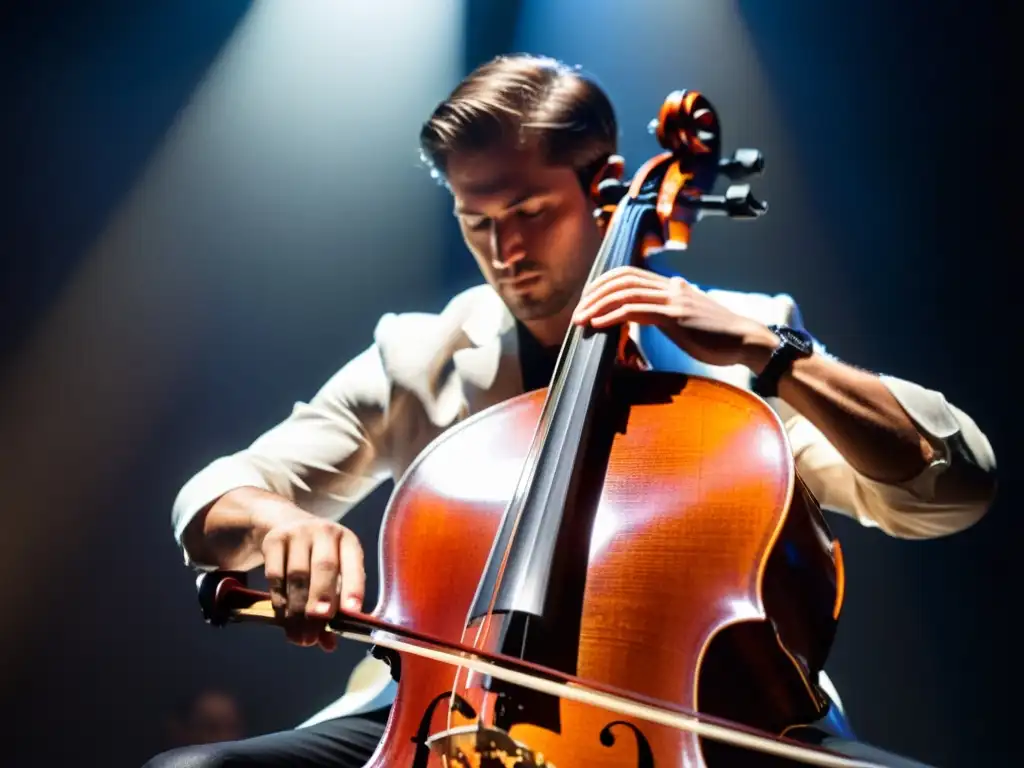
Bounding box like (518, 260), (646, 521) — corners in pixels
(751, 325), (814, 398)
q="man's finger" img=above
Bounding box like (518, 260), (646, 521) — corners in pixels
(578, 272), (659, 311)
(306, 531), (341, 618)
(585, 266), (652, 292)
(284, 618), (309, 645)
(318, 629), (338, 653)
(574, 288), (668, 324)
(301, 618), (326, 646)
(263, 532), (287, 616)
(339, 532), (366, 612)
(285, 532), (312, 619)
(590, 304), (668, 328)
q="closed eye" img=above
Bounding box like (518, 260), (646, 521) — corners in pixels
(456, 194), (552, 230)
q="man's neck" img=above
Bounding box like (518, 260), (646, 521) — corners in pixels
(520, 296), (579, 350)
(522, 316), (570, 351)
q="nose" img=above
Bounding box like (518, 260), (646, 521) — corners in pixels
(489, 220), (527, 271)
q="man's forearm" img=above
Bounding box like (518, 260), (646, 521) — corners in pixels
(774, 352), (934, 484)
(742, 328), (933, 485)
(181, 486), (311, 571)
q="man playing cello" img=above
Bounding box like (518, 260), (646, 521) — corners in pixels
(144, 54), (996, 768)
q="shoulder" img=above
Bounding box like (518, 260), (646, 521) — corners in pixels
(372, 283), (501, 347)
(704, 286), (803, 327)
(371, 283), (506, 377)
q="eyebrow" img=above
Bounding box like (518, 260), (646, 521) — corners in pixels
(454, 187), (548, 217)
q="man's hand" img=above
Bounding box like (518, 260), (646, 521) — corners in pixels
(571, 266), (779, 372)
(259, 510), (366, 653)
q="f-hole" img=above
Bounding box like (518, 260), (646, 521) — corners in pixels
(600, 720), (655, 768)
(411, 692), (476, 768)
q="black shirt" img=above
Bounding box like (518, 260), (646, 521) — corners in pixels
(516, 321), (560, 392)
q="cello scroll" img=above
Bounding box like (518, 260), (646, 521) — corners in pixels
(592, 90), (767, 250)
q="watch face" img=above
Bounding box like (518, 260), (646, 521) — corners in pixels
(775, 326), (814, 355)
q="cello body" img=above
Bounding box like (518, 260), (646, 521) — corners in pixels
(366, 370), (845, 767)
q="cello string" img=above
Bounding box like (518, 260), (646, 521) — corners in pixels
(467, 197), (648, 637)
(450, 199), (652, 740)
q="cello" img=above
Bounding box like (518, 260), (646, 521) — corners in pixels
(196, 89), (877, 767)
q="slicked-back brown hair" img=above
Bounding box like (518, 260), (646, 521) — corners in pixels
(419, 54), (617, 189)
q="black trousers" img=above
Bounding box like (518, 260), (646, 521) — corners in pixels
(142, 705), (937, 768)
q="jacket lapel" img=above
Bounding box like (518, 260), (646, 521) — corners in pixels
(452, 286), (525, 415)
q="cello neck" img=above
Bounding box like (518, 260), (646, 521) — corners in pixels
(466, 196), (653, 626)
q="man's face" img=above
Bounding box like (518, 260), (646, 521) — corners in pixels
(446, 144), (603, 325)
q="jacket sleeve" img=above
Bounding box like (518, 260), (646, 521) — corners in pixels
(777, 296), (997, 539)
(171, 343), (394, 567)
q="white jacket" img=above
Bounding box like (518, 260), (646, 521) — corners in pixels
(172, 281), (996, 729)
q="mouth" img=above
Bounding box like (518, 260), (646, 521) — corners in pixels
(498, 272), (542, 289)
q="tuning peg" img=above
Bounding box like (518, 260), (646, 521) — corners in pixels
(595, 178), (629, 207)
(718, 149), (765, 180)
(723, 184), (767, 218)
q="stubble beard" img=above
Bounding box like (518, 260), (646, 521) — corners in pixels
(505, 284), (576, 322)
(504, 280), (590, 346)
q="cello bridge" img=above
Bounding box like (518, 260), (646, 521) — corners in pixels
(425, 724), (553, 767)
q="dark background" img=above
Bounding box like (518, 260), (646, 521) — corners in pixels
(0, 1), (1012, 765)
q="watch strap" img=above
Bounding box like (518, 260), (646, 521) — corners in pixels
(752, 325), (813, 398)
